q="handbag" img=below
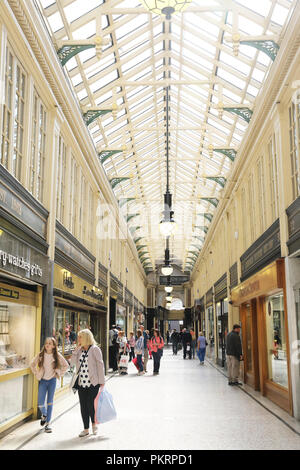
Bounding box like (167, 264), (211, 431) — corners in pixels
(94, 386), (117, 424)
(70, 347), (90, 394)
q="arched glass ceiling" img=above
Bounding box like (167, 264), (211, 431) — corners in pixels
(37, 0), (296, 273)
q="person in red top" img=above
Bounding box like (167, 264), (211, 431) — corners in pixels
(150, 329), (164, 375)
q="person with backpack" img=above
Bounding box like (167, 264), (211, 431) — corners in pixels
(150, 329), (164, 375)
(30, 337), (69, 433)
(109, 325), (118, 372)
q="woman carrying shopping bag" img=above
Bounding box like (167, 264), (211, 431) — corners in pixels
(30, 337), (69, 433)
(70, 329), (105, 437)
(150, 329), (164, 375)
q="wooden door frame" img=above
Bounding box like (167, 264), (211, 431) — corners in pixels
(241, 300), (260, 390)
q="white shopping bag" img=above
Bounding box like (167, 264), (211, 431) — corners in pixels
(119, 354), (129, 368)
(186, 345), (190, 351)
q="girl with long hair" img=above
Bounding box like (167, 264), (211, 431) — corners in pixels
(30, 337), (69, 433)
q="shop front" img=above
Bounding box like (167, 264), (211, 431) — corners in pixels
(231, 259), (292, 414)
(215, 273), (228, 368)
(53, 264), (107, 390)
(205, 288), (215, 360)
(0, 166), (49, 433)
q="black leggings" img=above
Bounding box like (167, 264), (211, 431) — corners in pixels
(78, 384), (100, 429)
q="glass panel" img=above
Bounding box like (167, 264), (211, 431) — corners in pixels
(206, 306), (215, 359)
(0, 301), (36, 372)
(245, 304), (253, 372)
(265, 293), (288, 388)
(0, 374), (33, 426)
(217, 301), (222, 361)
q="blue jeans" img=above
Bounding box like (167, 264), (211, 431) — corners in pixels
(197, 348), (206, 363)
(38, 378), (57, 423)
(137, 354), (143, 372)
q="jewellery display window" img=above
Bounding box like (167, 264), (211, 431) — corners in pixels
(0, 301), (36, 373)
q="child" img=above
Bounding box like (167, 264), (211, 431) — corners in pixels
(30, 337), (69, 433)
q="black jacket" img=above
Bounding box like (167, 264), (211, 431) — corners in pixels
(226, 331), (242, 359)
(181, 331), (192, 345)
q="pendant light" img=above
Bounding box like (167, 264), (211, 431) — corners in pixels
(159, 86), (177, 237)
(161, 236), (173, 276)
(141, 1), (192, 20)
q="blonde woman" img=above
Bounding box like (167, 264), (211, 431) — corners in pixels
(30, 337), (69, 433)
(70, 329), (105, 437)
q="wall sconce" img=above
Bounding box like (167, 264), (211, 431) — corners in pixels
(63, 271), (74, 289)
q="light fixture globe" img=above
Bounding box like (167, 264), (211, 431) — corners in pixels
(159, 219), (177, 237)
(161, 265), (173, 276)
(166, 295), (173, 302)
(166, 302), (172, 308)
(141, 1), (192, 19)
(165, 286), (173, 293)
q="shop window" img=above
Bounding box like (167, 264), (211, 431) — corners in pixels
(206, 306), (215, 359)
(245, 304), (253, 372)
(1, 45), (26, 182)
(0, 301), (36, 425)
(265, 293), (288, 388)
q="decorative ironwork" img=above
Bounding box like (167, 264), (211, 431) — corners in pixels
(138, 251), (148, 258)
(57, 44), (95, 66)
(223, 107), (253, 123)
(136, 245), (148, 251)
(99, 149), (123, 164)
(110, 177), (130, 189)
(205, 176), (226, 188)
(126, 213), (140, 222)
(83, 109), (112, 126)
(213, 148), (237, 162)
(193, 235), (205, 243)
(198, 212), (213, 222)
(134, 237), (143, 244)
(194, 225), (208, 234)
(118, 198), (136, 208)
(199, 197), (219, 207)
(240, 39), (279, 61)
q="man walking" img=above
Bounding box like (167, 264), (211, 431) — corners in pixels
(109, 325), (118, 372)
(171, 329), (179, 355)
(226, 324), (243, 386)
(181, 328), (192, 360)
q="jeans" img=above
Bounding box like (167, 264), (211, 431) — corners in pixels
(137, 354), (143, 372)
(172, 342), (178, 355)
(38, 377), (57, 423)
(191, 340), (196, 358)
(129, 347), (135, 362)
(78, 384), (100, 429)
(197, 348), (206, 363)
(152, 351), (162, 373)
(183, 344), (192, 359)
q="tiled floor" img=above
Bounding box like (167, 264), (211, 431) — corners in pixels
(2, 347), (300, 450)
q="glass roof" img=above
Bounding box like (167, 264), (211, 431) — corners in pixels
(37, 0), (296, 273)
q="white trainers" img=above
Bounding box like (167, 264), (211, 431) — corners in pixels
(92, 424), (98, 435)
(79, 430), (89, 437)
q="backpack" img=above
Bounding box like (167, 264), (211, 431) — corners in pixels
(112, 331), (118, 345)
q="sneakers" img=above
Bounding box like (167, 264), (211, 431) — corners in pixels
(79, 430), (89, 437)
(45, 424), (52, 433)
(138, 371), (145, 375)
(92, 424), (98, 435)
(40, 415), (47, 427)
(232, 381), (243, 386)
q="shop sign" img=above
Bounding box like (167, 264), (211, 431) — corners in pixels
(160, 275), (189, 285)
(239, 280), (260, 300)
(0, 249), (43, 277)
(0, 287), (19, 299)
(83, 286), (104, 302)
(0, 178), (47, 238)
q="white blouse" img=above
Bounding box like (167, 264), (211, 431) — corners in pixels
(78, 350), (91, 388)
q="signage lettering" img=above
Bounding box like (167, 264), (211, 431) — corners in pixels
(0, 287), (19, 299)
(0, 249), (43, 277)
(239, 281), (260, 299)
(83, 286), (104, 302)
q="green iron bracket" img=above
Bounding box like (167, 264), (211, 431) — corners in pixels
(205, 177), (226, 188)
(240, 39), (279, 61)
(134, 237), (143, 244)
(213, 148), (237, 162)
(83, 109), (112, 126)
(197, 213), (213, 222)
(57, 44), (95, 66)
(99, 149), (123, 164)
(194, 225), (208, 234)
(223, 107), (253, 123)
(110, 177), (130, 189)
(136, 245), (148, 251)
(199, 198), (219, 208)
(129, 226), (141, 233)
(193, 235), (205, 243)
(118, 198), (136, 208)
(126, 213), (140, 223)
